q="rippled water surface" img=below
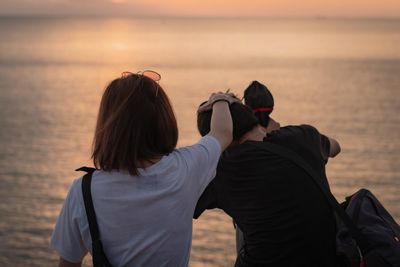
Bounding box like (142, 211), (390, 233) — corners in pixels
(0, 17), (399, 266)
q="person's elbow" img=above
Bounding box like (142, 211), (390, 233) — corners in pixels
(329, 137), (341, 158)
(59, 257), (82, 267)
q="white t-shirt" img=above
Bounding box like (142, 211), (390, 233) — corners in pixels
(50, 135), (221, 267)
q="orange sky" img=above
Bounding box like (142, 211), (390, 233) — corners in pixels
(1, 0), (399, 17)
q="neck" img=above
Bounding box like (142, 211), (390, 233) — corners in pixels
(136, 156), (163, 168)
(239, 125), (267, 143)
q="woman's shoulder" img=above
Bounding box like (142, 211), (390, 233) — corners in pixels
(66, 175), (86, 206)
(176, 135), (220, 150)
(173, 135), (221, 160)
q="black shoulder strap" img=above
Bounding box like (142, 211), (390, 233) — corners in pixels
(76, 167), (113, 267)
(76, 167), (99, 243)
(247, 142), (367, 249)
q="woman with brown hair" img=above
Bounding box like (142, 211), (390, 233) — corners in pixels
(50, 71), (235, 267)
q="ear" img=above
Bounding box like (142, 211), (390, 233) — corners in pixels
(265, 117), (280, 133)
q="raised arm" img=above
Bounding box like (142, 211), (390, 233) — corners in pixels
(208, 101), (232, 150)
(198, 93), (236, 151)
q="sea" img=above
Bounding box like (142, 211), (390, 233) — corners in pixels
(0, 16), (399, 267)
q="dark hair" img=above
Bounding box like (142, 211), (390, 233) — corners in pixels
(197, 102), (258, 141)
(243, 80), (274, 127)
(92, 73), (178, 176)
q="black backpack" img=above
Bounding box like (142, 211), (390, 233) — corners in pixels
(336, 189), (400, 267)
(249, 142), (400, 267)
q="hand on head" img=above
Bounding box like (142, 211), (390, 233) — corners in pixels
(197, 92), (240, 113)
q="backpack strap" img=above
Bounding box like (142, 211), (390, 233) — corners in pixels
(76, 167), (113, 267)
(247, 141), (368, 251)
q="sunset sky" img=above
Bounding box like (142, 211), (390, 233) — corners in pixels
(0, 0), (399, 17)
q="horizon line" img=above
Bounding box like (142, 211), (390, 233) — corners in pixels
(1, 13), (400, 20)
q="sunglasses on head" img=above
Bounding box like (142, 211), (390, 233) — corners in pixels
(121, 70), (162, 96)
(121, 70), (161, 81)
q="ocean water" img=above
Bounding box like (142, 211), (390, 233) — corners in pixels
(0, 17), (399, 267)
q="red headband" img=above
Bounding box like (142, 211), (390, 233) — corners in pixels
(253, 107), (273, 112)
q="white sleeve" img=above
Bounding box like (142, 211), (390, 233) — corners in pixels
(49, 179), (88, 263)
(179, 135), (221, 197)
